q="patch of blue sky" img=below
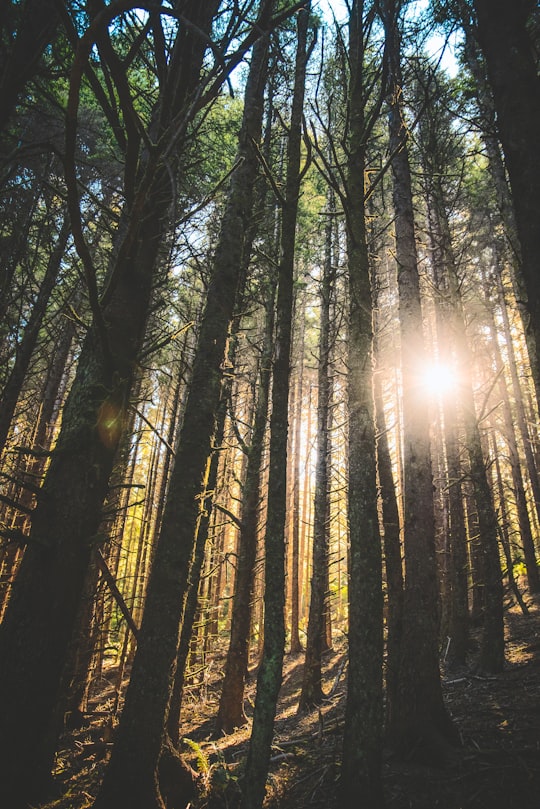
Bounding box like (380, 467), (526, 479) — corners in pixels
(315, 0), (461, 76)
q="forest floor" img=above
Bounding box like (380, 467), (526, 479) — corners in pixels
(44, 600), (540, 809)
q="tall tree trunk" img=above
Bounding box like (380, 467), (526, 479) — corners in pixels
(426, 178), (504, 673)
(0, 5), (220, 806)
(167, 391), (228, 745)
(492, 249), (540, 575)
(0, 291), (79, 616)
(171, 134), (273, 739)
(460, 22), (540, 410)
(0, 0), (60, 134)
(216, 279), (276, 735)
(0, 216), (70, 456)
(380, 0), (456, 758)
(424, 203), (469, 668)
(298, 189), (334, 712)
(241, 8), (310, 806)
(93, 10), (272, 808)
(482, 269), (540, 595)
(290, 292), (306, 653)
(339, 2), (384, 805)
(371, 254), (404, 721)
(472, 0), (540, 395)
(491, 433), (530, 616)
(412, 59), (504, 671)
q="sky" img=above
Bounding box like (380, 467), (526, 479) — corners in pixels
(315, 0), (461, 77)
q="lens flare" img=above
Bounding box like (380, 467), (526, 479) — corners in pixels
(420, 362), (457, 396)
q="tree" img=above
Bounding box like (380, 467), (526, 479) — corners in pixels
(339, 0), (385, 804)
(0, 215), (70, 456)
(92, 4), (277, 807)
(0, 3), (239, 804)
(0, 0), (60, 134)
(379, 0), (457, 757)
(215, 273), (276, 734)
(241, 6), (311, 806)
(472, 0), (540, 393)
(459, 15), (540, 411)
(298, 186), (335, 711)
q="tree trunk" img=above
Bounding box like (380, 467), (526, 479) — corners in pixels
(0, 5), (220, 806)
(424, 201), (469, 669)
(338, 2), (384, 805)
(371, 252), (404, 720)
(425, 179), (504, 674)
(492, 252), (540, 589)
(0, 291), (79, 617)
(0, 0), (60, 133)
(167, 395), (227, 745)
(491, 433), (530, 616)
(216, 280), (275, 735)
(298, 189), (334, 712)
(93, 9), (271, 808)
(290, 293), (305, 653)
(460, 24), (540, 411)
(241, 8), (310, 807)
(381, 0), (456, 759)
(0, 216), (70, 456)
(482, 268), (540, 595)
(472, 0), (540, 395)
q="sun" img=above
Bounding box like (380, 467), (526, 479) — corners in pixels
(420, 361), (457, 396)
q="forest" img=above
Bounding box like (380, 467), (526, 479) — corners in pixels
(1, 0), (540, 807)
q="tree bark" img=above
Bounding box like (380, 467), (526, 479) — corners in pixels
(290, 292), (306, 654)
(423, 201), (469, 669)
(482, 266), (540, 595)
(472, 0), (540, 396)
(425, 182), (504, 674)
(241, 8), (310, 806)
(339, 1), (384, 805)
(0, 0), (60, 134)
(93, 8), (271, 808)
(460, 23), (540, 409)
(0, 5), (220, 806)
(491, 433), (530, 616)
(216, 279), (276, 735)
(371, 242), (404, 720)
(380, 0), (457, 759)
(0, 215), (70, 456)
(298, 188), (334, 712)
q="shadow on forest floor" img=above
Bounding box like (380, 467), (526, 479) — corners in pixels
(43, 601), (540, 809)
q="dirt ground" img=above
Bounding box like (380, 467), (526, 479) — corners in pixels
(43, 601), (540, 809)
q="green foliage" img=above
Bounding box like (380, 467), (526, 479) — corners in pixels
(182, 737), (210, 775)
(210, 759), (239, 795)
(190, 94), (244, 188)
